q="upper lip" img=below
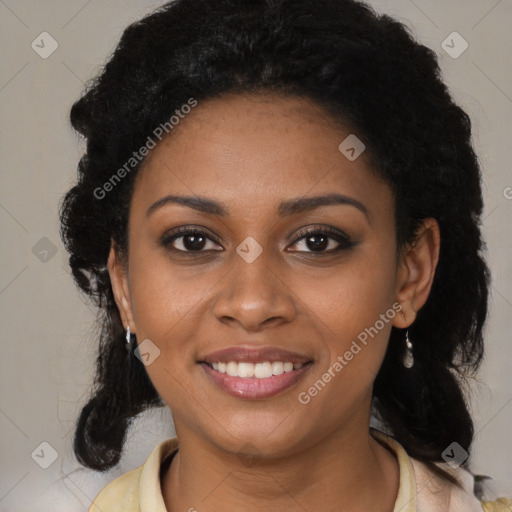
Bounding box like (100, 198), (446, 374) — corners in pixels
(199, 346), (312, 364)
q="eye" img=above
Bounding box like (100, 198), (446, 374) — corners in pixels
(287, 226), (355, 254)
(161, 227), (222, 253)
(161, 225), (356, 255)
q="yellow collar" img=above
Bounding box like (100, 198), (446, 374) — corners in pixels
(90, 429), (488, 512)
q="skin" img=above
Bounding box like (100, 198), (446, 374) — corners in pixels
(108, 92), (440, 512)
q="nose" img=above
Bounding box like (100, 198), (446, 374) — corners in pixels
(211, 247), (297, 332)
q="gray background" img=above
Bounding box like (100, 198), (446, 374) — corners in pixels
(0, 0), (510, 510)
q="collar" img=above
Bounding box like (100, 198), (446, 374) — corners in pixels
(92, 429), (484, 512)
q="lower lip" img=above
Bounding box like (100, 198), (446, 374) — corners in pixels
(199, 362), (313, 399)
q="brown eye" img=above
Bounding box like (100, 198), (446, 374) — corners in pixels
(161, 227), (222, 253)
(288, 227), (355, 254)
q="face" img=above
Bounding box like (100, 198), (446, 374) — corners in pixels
(109, 92), (438, 459)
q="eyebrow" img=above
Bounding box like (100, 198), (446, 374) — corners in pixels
(146, 193), (370, 223)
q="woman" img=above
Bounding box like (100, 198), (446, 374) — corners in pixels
(59, 0), (511, 510)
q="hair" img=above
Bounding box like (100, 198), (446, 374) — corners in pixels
(59, 0), (490, 488)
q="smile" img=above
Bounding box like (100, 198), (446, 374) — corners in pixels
(209, 360), (303, 378)
(199, 360), (313, 399)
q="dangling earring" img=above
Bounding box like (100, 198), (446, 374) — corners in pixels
(126, 325), (131, 346)
(403, 330), (414, 368)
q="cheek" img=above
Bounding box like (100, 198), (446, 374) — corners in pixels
(126, 253), (211, 409)
(131, 273), (208, 343)
(314, 244), (396, 331)
(307, 244), (398, 381)
(126, 246), (212, 358)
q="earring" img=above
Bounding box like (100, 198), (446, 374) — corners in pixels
(126, 325), (131, 345)
(403, 330), (414, 368)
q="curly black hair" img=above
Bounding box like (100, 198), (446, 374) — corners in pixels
(59, 0), (491, 487)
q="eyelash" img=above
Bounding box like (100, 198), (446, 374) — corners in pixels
(161, 226), (356, 256)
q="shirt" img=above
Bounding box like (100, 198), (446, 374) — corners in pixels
(89, 428), (511, 512)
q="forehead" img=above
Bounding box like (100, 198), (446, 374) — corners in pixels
(131, 92), (392, 220)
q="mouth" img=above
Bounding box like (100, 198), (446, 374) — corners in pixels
(202, 360), (308, 377)
(197, 346), (314, 399)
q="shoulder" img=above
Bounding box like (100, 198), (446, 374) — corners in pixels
(88, 465), (144, 512)
(88, 437), (179, 512)
(370, 428), (510, 512)
(480, 497), (512, 512)
(410, 457), (511, 512)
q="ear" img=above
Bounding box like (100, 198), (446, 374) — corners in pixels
(107, 240), (136, 334)
(392, 218), (441, 328)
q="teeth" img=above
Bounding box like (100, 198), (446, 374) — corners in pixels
(238, 362), (255, 378)
(226, 361), (238, 377)
(208, 361), (305, 378)
(271, 361), (284, 375)
(254, 362), (272, 378)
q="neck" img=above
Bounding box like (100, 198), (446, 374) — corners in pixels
(162, 423), (399, 512)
